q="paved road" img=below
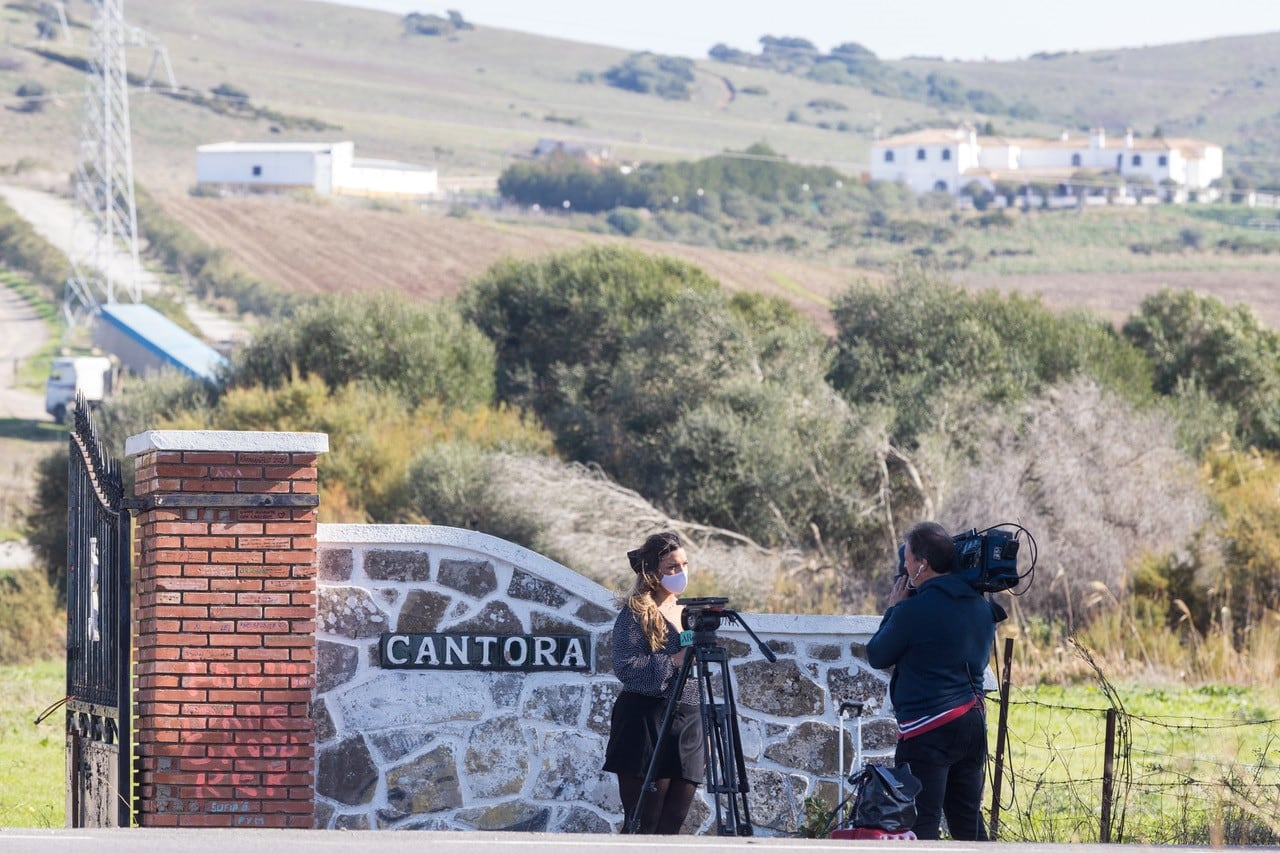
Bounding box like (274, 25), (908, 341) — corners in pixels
(0, 828), (1233, 853)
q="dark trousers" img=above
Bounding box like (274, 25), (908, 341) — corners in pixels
(894, 704), (989, 841)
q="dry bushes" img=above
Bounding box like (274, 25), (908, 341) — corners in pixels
(940, 378), (1209, 628)
(486, 453), (814, 610)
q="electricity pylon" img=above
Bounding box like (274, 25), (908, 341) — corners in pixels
(64, 0), (143, 327)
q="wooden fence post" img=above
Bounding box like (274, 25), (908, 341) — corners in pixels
(989, 636), (1013, 840)
(1100, 707), (1117, 843)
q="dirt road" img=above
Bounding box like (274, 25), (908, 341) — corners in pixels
(0, 285), (51, 422)
(0, 182), (247, 347)
(0, 277), (49, 571)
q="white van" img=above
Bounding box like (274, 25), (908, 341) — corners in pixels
(44, 355), (115, 424)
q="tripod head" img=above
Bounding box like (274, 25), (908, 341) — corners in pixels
(678, 597), (777, 663)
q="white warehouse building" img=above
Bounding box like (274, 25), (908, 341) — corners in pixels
(196, 141), (438, 198)
(869, 125), (1223, 200)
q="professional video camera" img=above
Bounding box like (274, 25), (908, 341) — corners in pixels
(897, 523), (1036, 594)
(679, 596), (736, 634)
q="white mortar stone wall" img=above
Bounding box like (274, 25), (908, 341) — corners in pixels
(312, 525), (896, 835)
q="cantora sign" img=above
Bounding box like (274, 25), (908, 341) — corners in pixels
(378, 633), (592, 671)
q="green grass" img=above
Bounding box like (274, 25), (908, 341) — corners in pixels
(995, 683), (1280, 844)
(0, 659), (66, 828)
(0, 420), (62, 443)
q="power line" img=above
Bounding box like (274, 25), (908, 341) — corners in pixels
(64, 0), (144, 325)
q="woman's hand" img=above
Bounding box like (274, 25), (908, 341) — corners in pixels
(671, 648), (687, 668)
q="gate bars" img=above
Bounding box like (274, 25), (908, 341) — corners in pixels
(65, 396), (132, 826)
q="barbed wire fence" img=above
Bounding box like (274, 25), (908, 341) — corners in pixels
(988, 638), (1280, 845)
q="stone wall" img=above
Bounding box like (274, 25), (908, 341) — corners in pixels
(312, 525), (895, 835)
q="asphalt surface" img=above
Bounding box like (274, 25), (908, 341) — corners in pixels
(0, 828), (1232, 853)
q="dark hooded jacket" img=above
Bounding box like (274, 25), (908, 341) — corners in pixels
(865, 573), (996, 722)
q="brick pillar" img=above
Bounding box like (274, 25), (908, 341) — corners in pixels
(126, 430), (329, 828)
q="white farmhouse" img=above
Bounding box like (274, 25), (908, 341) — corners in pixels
(869, 125), (1223, 200)
(196, 141), (439, 198)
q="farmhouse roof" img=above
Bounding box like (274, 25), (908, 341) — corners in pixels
(197, 141), (351, 154)
(872, 127), (973, 147)
(352, 157), (436, 174)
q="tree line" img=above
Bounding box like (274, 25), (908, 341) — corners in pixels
(498, 143), (847, 214)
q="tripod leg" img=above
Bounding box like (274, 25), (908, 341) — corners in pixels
(721, 676), (754, 834)
(695, 645), (754, 836)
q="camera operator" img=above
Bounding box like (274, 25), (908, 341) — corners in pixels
(865, 521), (996, 841)
(602, 531), (705, 834)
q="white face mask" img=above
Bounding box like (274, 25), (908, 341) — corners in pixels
(660, 571), (688, 595)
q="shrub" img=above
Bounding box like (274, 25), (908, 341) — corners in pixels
(0, 571), (64, 664)
(463, 246), (720, 420)
(0, 196), (69, 297)
(940, 379), (1208, 625)
(828, 270), (1153, 446)
(1123, 289), (1280, 450)
(402, 443), (546, 547)
(403, 10), (473, 36)
(14, 81), (46, 112)
(603, 53), (695, 100)
(158, 374), (552, 524)
(605, 207), (646, 236)
(962, 180), (993, 211)
(463, 246), (884, 550)
(21, 447), (69, 599)
(210, 82), (249, 101)
(1200, 443), (1280, 633)
(230, 293), (496, 411)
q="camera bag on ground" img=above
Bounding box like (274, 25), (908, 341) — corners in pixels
(850, 763), (921, 832)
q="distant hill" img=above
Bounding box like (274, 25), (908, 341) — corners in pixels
(3, 0), (1275, 189)
(2, 0), (1279, 337)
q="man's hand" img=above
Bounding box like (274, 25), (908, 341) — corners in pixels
(887, 574), (911, 608)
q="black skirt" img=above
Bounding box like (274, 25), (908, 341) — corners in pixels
(603, 691), (705, 784)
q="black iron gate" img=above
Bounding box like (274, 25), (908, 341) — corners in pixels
(65, 398), (132, 827)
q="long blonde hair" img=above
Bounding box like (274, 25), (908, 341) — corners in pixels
(624, 531), (682, 652)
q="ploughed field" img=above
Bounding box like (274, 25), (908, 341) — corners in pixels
(157, 195), (855, 334)
(158, 194), (1280, 332)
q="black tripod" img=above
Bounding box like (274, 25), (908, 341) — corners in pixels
(626, 597), (777, 836)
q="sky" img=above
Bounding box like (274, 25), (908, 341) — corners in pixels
(305, 0), (1280, 61)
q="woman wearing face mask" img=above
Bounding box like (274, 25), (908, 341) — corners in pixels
(602, 531), (703, 834)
